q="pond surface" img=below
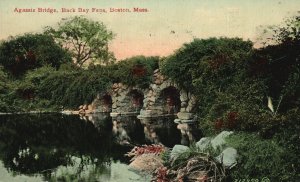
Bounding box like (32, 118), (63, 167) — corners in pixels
(0, 113), (181, 182)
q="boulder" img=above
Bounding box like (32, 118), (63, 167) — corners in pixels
(129, 154), (163, 173)
(211, 131), (233, 150)
(216, 147), (237, 168)
(170, 145), (189, 159)
(196, 137), (211, 151)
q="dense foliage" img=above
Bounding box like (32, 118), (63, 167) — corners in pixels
(227, 125), (300, 182)
(160, 14), (300, 181)
(161, 37), (266, 133)
(0, 33), (71, 77)
(0, 55), (159, 110)
(109, 56), (159, 88)
(38, 67), (112, 108)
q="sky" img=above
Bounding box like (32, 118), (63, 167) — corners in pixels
(0, 0), (299, 60)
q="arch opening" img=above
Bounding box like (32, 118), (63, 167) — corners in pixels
(159, 86), (181, 114)
(100, 94), (112, 112)
(128, 89), (144, 112)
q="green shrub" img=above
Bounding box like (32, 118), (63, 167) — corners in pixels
(227, 132), (299, 181)
(111, 55), (159, 88)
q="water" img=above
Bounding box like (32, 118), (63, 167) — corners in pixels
(0, 113), (181, 182)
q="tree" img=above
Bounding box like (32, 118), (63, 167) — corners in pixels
(0, 33), (71, 77)
(45, 16), (115, 67)
(254, 13), (300, 111)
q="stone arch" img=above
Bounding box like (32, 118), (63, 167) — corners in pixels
(90, 93), (112, 113)
(100, 94), (112, 112)
(155, 86), (181, 114)
(111, 83), (145, 113)
(127, 89), (144, 112)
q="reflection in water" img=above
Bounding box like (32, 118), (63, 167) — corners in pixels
(140, 116), (181, 147)
(111, 115), (181, 147)
(112, 115), (145, 145)
(0, 113), (148, 182)
(0, 113), (183, 181)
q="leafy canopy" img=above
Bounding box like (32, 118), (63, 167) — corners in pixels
(45, 16), (115, 67)
(0, 33), (71, 77)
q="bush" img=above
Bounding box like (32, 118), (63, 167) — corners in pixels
(160, 37), (253, 91)
(111, 55), (159, 88)
(37, 69), (111, 108)
(227, 132), (299, 181)
(0, 33), (71, 77)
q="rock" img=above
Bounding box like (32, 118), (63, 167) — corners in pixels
(148, 96), (155, 102)
(180, 90), (188, 102)
(181, 101), (187, 107)
(154, 79), (162, 85)
(110, 112), (120, 117)
(139, 110), (152, 118)
(153, 69), (160, 74)
(112, 83), (118, 89)
(196, 137), (211, 151)
(186, 105), (193, 112)
(177, 112), (193, 120)
(170, 145), (189, 159)
(189, 95), (197, 103)
(174, 118), (181, 124)
(118, 83), (123, 88)
(143, 98), (148, 103)
(211, 131), (233, 150)
(150, 84), (158, 90)
(147, 90), (153, 97)
(181, 119), (195, 124)
(186, 96), (197, 112)
(216, 147), (237, 168)
(129, 154), (163, 173)
(150, 132), (157, 138)
(83, 104), (88, 110)
(88, 104), (93, 111)
(118, 92), (126, 101)
(72, 111), (79, 114)
(79, 105), (83, 109)
(159, 81), (169, 90)
(177, 123), (189, 131)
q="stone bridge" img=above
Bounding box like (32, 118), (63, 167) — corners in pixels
(77, 69), (198, 143)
